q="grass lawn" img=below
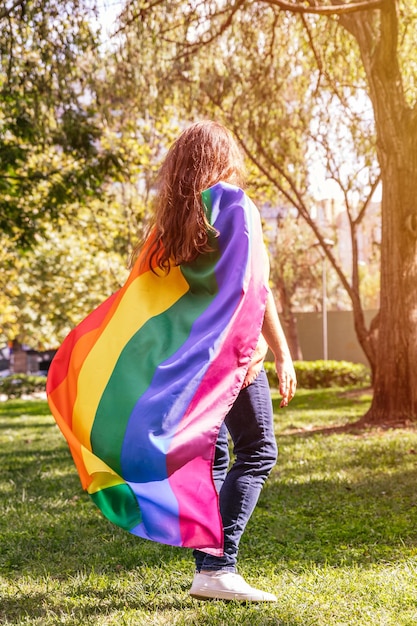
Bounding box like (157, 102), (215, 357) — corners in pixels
(1, 389), (417, 625)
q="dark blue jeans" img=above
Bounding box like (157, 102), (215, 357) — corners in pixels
(193, 368), (278, 572)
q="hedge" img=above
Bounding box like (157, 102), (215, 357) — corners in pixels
(264, 359), (371, 389)
(0, 360), (371, 399)
(0, 374), (47, 399)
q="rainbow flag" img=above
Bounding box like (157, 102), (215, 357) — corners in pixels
(47, 182), (268, 554)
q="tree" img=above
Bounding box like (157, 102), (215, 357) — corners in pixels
(113, 0), (416, 425)
(0, 0), (183, 348)
(0, 203), (130, 348)
(0, 0), (120, 248)
(278, 0), (417, 424)
(0, 0), (144, 348)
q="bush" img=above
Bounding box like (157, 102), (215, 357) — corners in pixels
(0, 374), (47, 399)
(264, 359), (371, 389)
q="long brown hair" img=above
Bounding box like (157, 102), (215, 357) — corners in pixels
(132, 121), (246, 271)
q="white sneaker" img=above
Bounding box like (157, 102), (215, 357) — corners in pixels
(189, 571), (277, 602)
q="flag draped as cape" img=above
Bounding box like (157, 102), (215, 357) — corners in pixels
(47, 182), (268, 554)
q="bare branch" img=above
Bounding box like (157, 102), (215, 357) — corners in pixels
(114, 0), (168, 36)
(114, 0), (245, 54)
(231, 128), (353, 297)
(300, 13), (324, 95)
(162, 0), (246, 59)
(354, 173), (381, 225)
(259, 0), (384, 16)
(0, 0), (25, 21)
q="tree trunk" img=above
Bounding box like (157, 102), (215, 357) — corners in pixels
(341, 2), (417, 423)
(275, 278), (304, 360)
(368, 154), (417, 423)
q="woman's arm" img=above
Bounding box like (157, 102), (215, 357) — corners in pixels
(262, 290), (297, 407)
(261, 247), (297, 407)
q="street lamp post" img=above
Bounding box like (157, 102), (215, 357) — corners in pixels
(322, 253), (328, 360)
(314, 239), (335, 360)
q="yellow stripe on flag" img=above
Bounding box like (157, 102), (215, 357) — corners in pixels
(72, 266), (189, 449)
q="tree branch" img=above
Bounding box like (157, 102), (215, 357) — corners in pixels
(259, 0), (384, 16)
(115, 0), (168, 36)
(115, 0), (246, 58)
(354, 173), (381, 226)
(0, 0), (26, 21)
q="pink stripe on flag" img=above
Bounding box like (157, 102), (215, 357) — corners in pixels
(166, 264), (267, 552)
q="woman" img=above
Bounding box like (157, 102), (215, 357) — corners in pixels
(47, 120), (296, 603)
(139, 121), (297, 601)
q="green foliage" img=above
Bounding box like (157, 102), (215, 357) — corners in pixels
(0, 202), (131, 348)
(0, 0), (123, 248)
(0, 1), (179, 347)
(265, 359), (371, 389)
(0, 374), (46, 399)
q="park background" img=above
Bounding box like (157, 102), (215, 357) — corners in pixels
(1, 1), (417, 624)
(2, 0), (416, 426)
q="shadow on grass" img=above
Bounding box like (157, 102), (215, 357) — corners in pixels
(244, 463), (417, 570)
(0, 459), (190, 579)
(2, 457), (417, 583)
(0, 399), (51, 417)
(0, 445), (74, 476)
(0, 594), (50, 624)
(272, 387), (372, 411)
(1, 590), (297, 626)
(0, 420), (56, 431)
(281, 420), (417, 437)
(0, 590), (193, 625)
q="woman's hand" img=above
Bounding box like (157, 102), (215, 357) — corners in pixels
(275, 357), (297, 408)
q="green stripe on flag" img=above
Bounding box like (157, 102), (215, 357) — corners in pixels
(90, 482), (142, 531)
(90, 245), (220, 476)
